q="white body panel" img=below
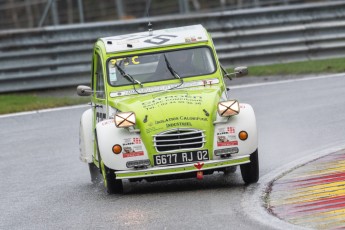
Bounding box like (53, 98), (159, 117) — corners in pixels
(79, 108), (93, 163)
(213, 103), (258, 158)
(96, 119), (149, 170)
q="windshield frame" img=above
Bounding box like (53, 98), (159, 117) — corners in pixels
(105, 45), (217, 87)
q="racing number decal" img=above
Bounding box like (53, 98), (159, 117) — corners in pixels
(96, 112), (106, 123)
(132, 56), (139, 64)
(109, 33), (176, 66)
(110, 56), (140, 66)
(144, 35), (178, 45)
(109, 34), (177, 43)
(108, 34), (178, 69)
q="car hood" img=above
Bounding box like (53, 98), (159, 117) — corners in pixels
(109, 86), (223, 152)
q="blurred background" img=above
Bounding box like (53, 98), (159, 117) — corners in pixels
(0, 0), (344, 113)
(0, 0), (330, 29)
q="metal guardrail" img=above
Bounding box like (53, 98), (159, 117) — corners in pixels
(0, 1), (345, 93)
(0, 0), (326, 30)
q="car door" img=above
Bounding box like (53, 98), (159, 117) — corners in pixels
(92, 52), (107, 162)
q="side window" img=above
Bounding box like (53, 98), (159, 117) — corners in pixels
(95, 54), (105, 99)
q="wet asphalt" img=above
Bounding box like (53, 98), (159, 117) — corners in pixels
(1, 74), (345, 229)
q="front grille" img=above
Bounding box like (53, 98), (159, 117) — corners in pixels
(154, 128), (205, 152)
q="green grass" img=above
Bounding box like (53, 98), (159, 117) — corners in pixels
(0, 94), (89, 115)
(245, 57), (345, 76)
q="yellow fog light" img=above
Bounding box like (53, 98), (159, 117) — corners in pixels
(218, 100), (240, 117)
(114, 112), (136, 128)
(112, 144), (122, 154)
(239, 131), (248, 141)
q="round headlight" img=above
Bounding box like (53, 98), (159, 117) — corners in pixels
(218, 100), (240, 117)
(114, 112), (136, 128)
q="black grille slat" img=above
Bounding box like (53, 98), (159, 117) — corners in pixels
(154, 136), (202, 143)
(154, 129), (205, 152)
(155, 141), (203, 147)
(153, 130), (202, 137)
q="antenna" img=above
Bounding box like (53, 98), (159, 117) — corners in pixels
(145, 0), (153, 36)
(148, 22), (153, 36)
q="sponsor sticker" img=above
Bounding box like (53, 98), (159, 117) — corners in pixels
(122, 145), (144, 158)
(227, 127), (235, 134)
(110, 79), (219, 97)
(216, 126), (238, 147)
(133, 137), (141, 144)
(123, 137), (142, 146)
(142, 94), (203, 111)
(123, 151), (144, 158)
(217, 140), (238, 147)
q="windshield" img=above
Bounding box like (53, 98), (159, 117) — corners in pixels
(107, 47), (216, 86)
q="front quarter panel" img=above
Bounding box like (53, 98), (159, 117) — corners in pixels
(96, 119), (149, 170)
(213, 103), (258, 158)
(79, 108), (93, 163)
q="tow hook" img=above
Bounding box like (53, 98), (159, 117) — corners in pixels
(196, 171), (204, 180)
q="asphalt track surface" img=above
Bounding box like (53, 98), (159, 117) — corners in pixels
(1, 74), (344, 229)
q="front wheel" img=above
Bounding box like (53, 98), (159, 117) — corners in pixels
(100, 160), (123, 194)
(240, 149), (259, 184)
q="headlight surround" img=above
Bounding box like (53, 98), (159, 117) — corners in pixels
(114, 112), (136, 128)
(217, 100), (240, 117)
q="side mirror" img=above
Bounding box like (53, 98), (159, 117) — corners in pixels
(220, 65), (248, 80)
(234, 66), (248, 77)
(77, 85), (92, 96)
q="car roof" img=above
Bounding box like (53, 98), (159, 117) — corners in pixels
(100, 24), (209, 54)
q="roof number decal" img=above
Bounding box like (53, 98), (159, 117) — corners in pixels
(101, 25), (208, 53)
(144, 35), (178, 45)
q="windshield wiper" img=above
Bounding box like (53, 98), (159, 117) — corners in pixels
(114, 62), (143, 87)
(163, 54), (183, 81)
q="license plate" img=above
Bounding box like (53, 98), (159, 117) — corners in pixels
(154, 150), (209, 166)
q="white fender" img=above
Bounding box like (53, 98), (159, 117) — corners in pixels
(79, 108), (94, 163)
(96, 119), (149, 170)
(213, 103), (258, 158)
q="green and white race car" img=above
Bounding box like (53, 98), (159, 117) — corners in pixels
(78, 24), (259, 194)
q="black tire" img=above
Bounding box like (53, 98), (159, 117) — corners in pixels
(88, 163), (101, 183)
(100, 160), (123, 194)
(240, 149), (259, 184)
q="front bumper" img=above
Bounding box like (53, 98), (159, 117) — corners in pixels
(115, 155), (250, 180)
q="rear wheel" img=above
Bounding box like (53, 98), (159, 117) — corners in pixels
(100, 160), (123, 194)
(240, 149), (259, 184)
